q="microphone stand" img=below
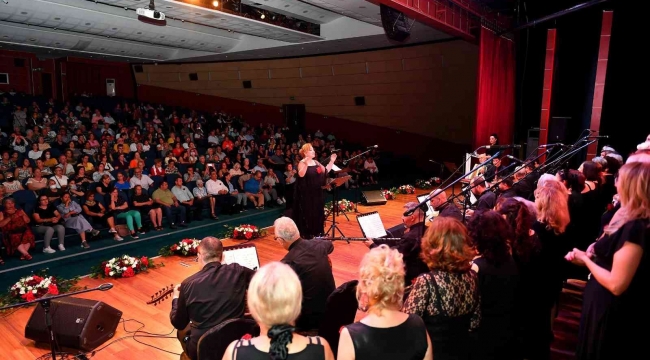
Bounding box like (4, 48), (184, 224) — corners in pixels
(483, 148), (552, 195)
(541, 139), (598, 175)
(437, 147), (481, 197)
(343, 148), (375, 212)
(0, 283), (114, 360)
(404, 151), (502, 217)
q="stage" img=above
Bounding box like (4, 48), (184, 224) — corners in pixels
(0, 190), (580, 360)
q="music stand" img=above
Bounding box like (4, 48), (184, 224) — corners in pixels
(324, 175), (351, 238)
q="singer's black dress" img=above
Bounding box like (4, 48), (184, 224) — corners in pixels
(292, 164), (326, 239)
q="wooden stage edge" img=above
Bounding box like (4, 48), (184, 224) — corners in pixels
(0, 192), (425, 359)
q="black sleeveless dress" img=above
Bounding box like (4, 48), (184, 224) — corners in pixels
(292, 164), (326, 239)
(346, 314), (428, 360)
(577, 219), (649, 360)
(232, 336), (325, 360)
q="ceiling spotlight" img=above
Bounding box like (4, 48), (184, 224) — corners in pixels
(212, 1), (219, 6)
(260, 14), (265, 19)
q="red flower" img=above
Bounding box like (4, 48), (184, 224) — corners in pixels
(141, 257), (149, 267)
(33, 276), (43, 283)
(25, 292), (35, 302)
(242, 334), (252, 340)
(233, 230), (239, 237)
(123, 267), (135, 278)
(245, 232), (253, 239)
(48, 284), (59, 295)
(171, 244), (178, 251)
(316, 166), (323, 174)
(104, 267), (111, 276)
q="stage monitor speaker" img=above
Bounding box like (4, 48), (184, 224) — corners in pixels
(380, 4), (411, 42)
(25, 297), (122, 351)
(362, 190), (387, 206)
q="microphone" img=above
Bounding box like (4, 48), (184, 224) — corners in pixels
(485, 144), (522, 149)
(505, 155), (523, 163)
(539, 143), (566, 148)
(587, 135), (609, 139)
(429, 160), (442, 165)
(98, 283), (114, 291)
(367, 145), (378, 149)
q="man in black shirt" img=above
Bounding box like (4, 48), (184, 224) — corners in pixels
(429, 189), (463, 222)
(170, 236), (254, 360)
(274, 217), (335, 331)
(365, 202), (430, 285)
(469, 176), (497, 213)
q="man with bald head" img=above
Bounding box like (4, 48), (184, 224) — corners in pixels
(274, 217), (335, 332)
(429, 189), (462, 221)
(171, 236), (254, 360)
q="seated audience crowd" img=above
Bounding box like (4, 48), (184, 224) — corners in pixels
(0, 92), (381, 262)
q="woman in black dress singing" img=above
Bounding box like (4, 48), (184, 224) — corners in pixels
(565, 161), (650, 360)
(292, 143), (336, 239)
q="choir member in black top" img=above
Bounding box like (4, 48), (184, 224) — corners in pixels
(467, 211), (519, 360)
(566, 162), (650, 360)
(339, 245), (432, 360)
(274, 217), (335, 331)
(365, 202), (429, 286)
(170, 236), (254, 360)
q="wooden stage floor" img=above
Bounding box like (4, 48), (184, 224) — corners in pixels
(0, 192), (581, 359)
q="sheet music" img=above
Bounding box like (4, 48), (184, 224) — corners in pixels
(417, 194), (435, 218)
(357, 212), (387, 238)
(332, 164), (341, 171)
(223, 245), (260, 271)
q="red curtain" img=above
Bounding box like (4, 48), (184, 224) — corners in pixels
(474, 27), (516, 149)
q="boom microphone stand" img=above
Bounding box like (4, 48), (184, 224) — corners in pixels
(404, 151), (502, 217)
(0, 283), (114, 360)
(343, 147), (376, 212)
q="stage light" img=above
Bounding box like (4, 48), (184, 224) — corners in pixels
(212, 1), (218, 6)
(260, 14), (265, 19)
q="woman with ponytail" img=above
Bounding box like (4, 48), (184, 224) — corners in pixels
(222, 262), (334, 360)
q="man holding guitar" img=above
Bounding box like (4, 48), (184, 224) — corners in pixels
(169, 237), (255, 360)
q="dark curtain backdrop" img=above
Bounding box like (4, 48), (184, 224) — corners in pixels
(474, 27), (516, 149)
(65, 61), (134, 99)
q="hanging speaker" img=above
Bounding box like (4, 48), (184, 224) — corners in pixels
(25, 297), (122, 351)
(380, 4), (412, 42)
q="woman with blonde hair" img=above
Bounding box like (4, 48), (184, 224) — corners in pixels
(402, 217), (480, 360)
(223, 262), (334, 360)
(291, 143), (336, 238)
(338, 245), (432, 360)
(566, 162), (650, 360)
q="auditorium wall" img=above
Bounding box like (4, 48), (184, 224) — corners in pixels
(135, 41), (479, 154)
(0, 50), (57, 98)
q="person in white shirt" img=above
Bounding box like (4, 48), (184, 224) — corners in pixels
(205, 171), (237, 217)
(103, 113), (115, 124)
(130, 168), (154, 190)
(253, 159), (267, 173)
(190, 179), (211, 220)
(28, 143), (43, 160)
(50, 166), (69, 188)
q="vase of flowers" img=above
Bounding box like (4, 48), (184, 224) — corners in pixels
(324, 199), (355, 213)
(160, 238), (201, 257)
(232, 224), (263, 240)
(91, 255), (158, 279)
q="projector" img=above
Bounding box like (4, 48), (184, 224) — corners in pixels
(137, 7), (165, 21)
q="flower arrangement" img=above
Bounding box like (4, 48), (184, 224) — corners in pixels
(159, 238), (201, 257)
(90, 255), (159, 279)
(232, 224), (264, 240)
(381, 189), (395, 200)
(415, 178), (441, 189)
(324, 199), (355, 213)
(0, 269), (79, 307)
(397, 185), (416, 194)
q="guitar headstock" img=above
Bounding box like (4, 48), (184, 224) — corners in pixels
(147, 284), (174, 305)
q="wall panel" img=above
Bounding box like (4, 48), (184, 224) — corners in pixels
(137, 41), (478, 145)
